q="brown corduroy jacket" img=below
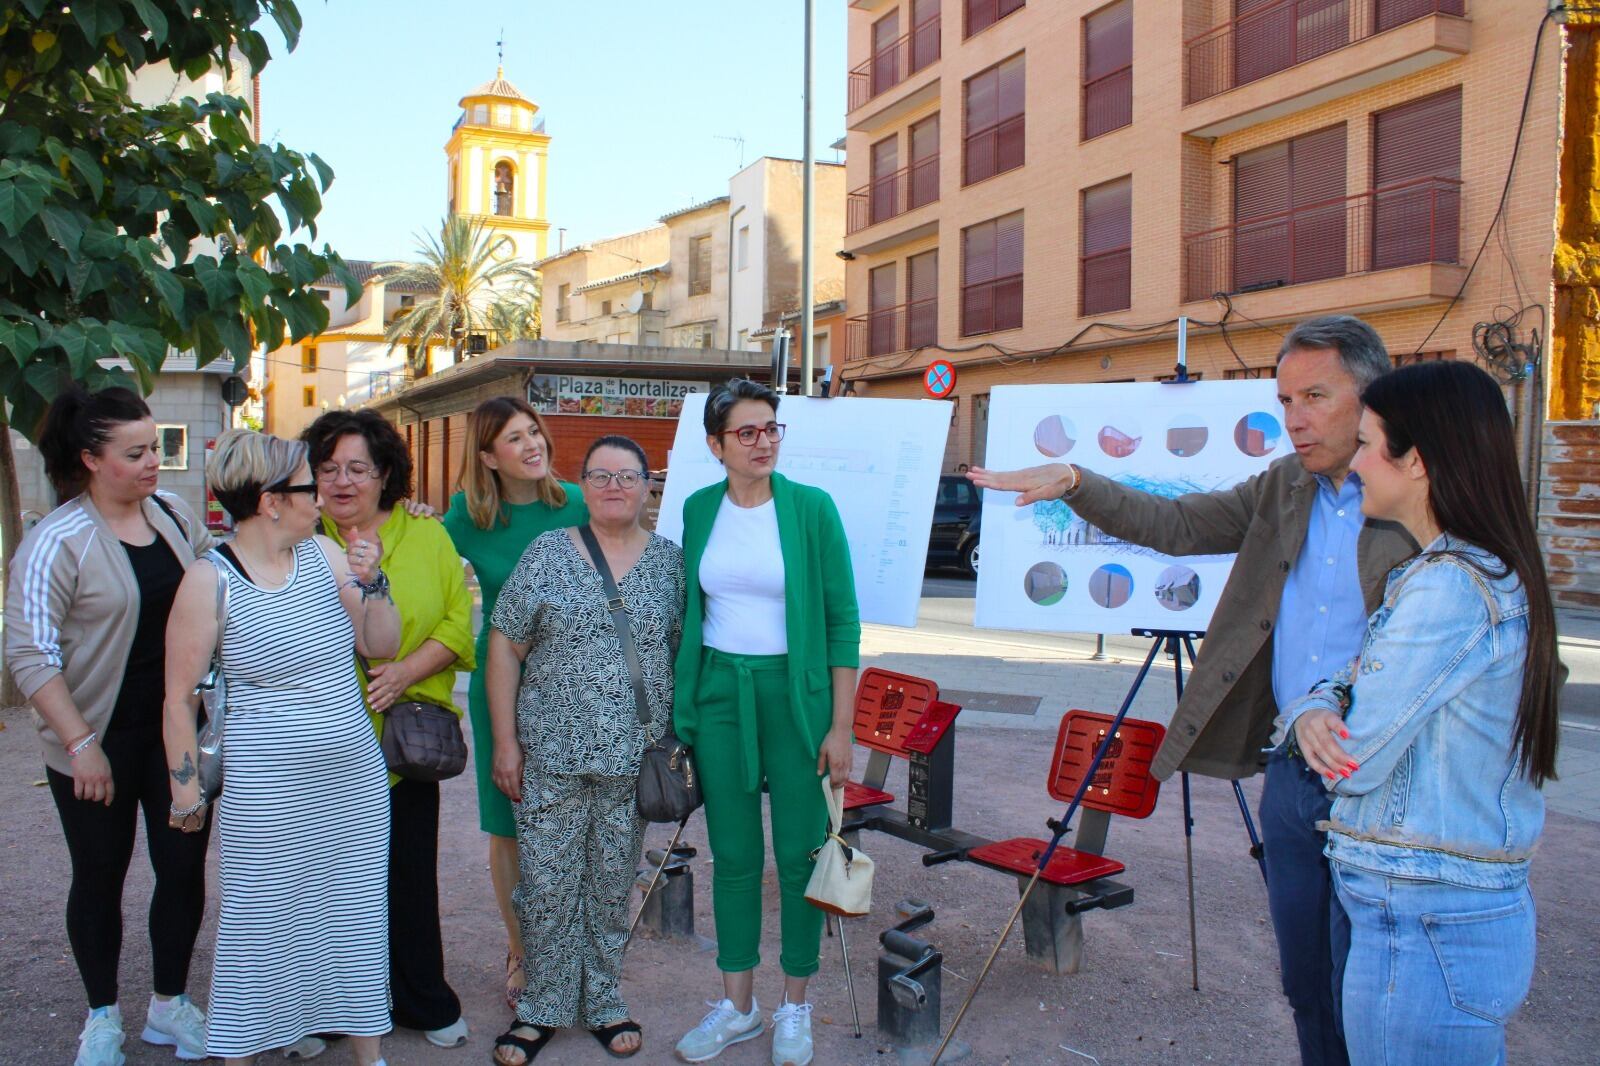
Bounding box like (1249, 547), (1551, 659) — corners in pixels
(1066, 455), (1418, 781)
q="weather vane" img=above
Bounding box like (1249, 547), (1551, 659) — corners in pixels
(496, 28), (504, 67)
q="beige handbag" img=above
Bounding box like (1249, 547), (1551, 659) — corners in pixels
(805, 776), (875, 917)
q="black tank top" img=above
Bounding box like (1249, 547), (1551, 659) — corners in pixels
(108, 535), (185, 731)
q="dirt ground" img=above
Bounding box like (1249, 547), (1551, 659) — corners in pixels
(3, 703), (1596, 1065)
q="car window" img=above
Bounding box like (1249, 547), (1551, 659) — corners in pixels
(938, 480), (960, 506)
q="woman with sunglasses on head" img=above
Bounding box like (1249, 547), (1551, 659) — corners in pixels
(163, 430), (401, 1065)
(485, 435), (684, 1064)
(291, 410), (476, 1057)
(1278, 360), (1561, 1065)
(442, 397), (587, 1012)
(672, 378), (861, 1066)
(6, 387), (216, 1065)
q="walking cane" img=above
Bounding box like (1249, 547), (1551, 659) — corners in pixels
(627, 815), (690, 943)
(830, 914), (863, 1038)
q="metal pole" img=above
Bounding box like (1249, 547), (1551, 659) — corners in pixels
(800, 0), (816, 395)
(626, 817), (689, 943)
(1171, 636), (1200, 991)
(832, 915), (862, 1038)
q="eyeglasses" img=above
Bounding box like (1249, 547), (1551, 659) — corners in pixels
(721, 422), (786, 446)
(314, 461), (382, 483)
(269, 482), (319, 496)
(583, 469), (646, 490)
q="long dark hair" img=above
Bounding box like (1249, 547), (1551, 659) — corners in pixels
(38, 386), (152, 502)
(1361, 361), (1559, 785)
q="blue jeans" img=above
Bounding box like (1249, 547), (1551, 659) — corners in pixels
(1261, 753), (1350, 1066)
(1333, 864), (1535, 1066)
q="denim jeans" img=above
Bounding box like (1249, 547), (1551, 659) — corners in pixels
(1333, 863), (1535, 1066)
(1261, 752), (1350, 1066)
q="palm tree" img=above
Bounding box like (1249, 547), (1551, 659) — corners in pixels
(383, 216), (539, 377)
(485, 283), (542, 347)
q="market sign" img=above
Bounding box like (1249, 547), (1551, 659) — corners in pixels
(527, 374), (710, 418)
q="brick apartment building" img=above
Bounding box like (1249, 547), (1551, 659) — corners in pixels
(837, 0), (1559, 479)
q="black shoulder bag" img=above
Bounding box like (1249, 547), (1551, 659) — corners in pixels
(577, 524), (702, 823)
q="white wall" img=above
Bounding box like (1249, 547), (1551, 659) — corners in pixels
(728, 163), (767, 350)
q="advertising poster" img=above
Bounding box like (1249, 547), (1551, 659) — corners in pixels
(975, 380), (1286, 633)
(656, 394), (953, 628)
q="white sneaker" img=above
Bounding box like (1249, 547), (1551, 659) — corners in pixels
(770, 1001), (813, 1066)
(675, 998), (765, 1063)
(75, 1006), (126, 1066)
(425, 1015), (470, 1048)
(282, 1036), (326, 1060)
(142, 994), (207, 1061)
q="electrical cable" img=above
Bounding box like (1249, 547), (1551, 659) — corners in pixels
(1413, 10), (1553, 356)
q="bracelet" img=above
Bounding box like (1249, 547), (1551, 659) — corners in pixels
(354, 569), (390, 600)
(67, 731), (98, 758)
(1060, 464), (1081, 499)
(169, 799), (205, 819)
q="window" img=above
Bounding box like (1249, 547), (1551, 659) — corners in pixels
(156, 425), (187, 470)
(313, 289), (331, 303)
(601, 299), (613, 316)
(869, 262), (898, 356)
(1392, 349), (1455, 367)
(1371, 87), (1462, 271)
(1224, 366), (1276, 380)
(1234, 0), (1348, 88)
(909, 113), (940, 210)
(557, 283), (571, 323)
(737, 329), (749, 349)
(738, 225), (750, 271)
(1082, 1), (1132, 140)
(962, 212), (1023, 336)
(689, 234), (712, 296)
(870, 134), (900, 225)
(907, 249), (938, 349)
(871, 9), (901, 98)
(400, 294), (415, 308)
(966, 0), (1025, 39)
(1233, 124), (1347, 292)
(302, 385), (316, 407)
(1080, 176), (1132, 315)
(910, 0), (940, 73)
(301, 345), (318, 372)
(494, 162), (515, 216)
(964, 54), (1025, 186)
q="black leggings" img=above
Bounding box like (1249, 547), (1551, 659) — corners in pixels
(47, 725), (211, 1009)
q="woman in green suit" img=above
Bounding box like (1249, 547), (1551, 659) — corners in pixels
(672, 378), (861, 1066)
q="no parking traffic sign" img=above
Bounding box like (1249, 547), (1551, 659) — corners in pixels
(923, 359), (956, 399)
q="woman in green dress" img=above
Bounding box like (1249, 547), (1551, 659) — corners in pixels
(443, 396), (587, 1008)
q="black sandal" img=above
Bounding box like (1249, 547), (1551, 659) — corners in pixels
(589, 1020), (642, 1059)
(493, 1022), (554, 1066)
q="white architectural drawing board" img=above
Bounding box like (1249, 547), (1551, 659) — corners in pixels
(975, 380), (1287, 634)
(656, 394), (953, 628)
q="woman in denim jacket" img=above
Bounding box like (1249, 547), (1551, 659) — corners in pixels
(1278, 360), (1560, 1066)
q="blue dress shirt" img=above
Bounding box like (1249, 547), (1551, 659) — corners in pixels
(1273, 473), (1368, 712)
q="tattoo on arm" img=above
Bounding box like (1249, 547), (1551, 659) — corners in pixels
(170, 752), (195, 785)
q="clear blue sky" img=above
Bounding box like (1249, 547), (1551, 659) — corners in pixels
(258, 1), (848, 263)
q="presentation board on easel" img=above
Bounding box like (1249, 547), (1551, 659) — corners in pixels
(974, 380), (1287, 633)
(656, 394), (953, 628)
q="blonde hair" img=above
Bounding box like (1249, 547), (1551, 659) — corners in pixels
(207, 429), (308, 522)
(456, 396), (568, 530)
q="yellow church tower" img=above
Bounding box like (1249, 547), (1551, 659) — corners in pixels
(444, 66), (551, 262)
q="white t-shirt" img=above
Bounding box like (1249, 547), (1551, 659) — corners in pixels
(700, 496), (788, 655)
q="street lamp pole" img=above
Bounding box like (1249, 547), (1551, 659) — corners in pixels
(800, 0), (816, 395)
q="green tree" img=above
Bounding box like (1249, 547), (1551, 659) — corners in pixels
(383, 215), (539, 377)
(0, 0), (357, 697)
(485, 284), (542, 348)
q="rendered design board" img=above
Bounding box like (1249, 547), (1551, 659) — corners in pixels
(975, 380), (1286, 633)
(656, 394), (953, 628)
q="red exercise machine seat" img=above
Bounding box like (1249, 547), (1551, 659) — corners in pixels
(967, 837), (1126, 886)
(843, 781), (895, 811)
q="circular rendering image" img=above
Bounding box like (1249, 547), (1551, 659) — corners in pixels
(1088, 563), (1134, 609)
(1023, 561), (1068, 606)
(1165, 414), (1208, 458)
(1033, 415), (1077, 458)
(1234, 412), (1283, 457)
(1097, 420), (1143, 459)
(1155, 564), (1201, 611)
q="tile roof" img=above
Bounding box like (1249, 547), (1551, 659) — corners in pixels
(463, 67), (530, 103)
(574, 262), (671, 294)
(313, 260), (439, 295)
(658, 196), (730, 223)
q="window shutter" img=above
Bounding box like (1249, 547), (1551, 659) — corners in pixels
(1233, 140), (1291, 291)
(1082, 177), (1132, 315)
(1234, 0), (1295, 87)
(872, 10), (901, 96)
(1289, 123), (1347, 284)
(1378, 0), (1465, 33)
(907, 250), (939, 349)
(909, 114), (940, 210)
(869, 263), (898, 355)
(871, 135), (900, 225)
(1083, 0), (1133, 139)
(994, 212), (1024, 330)
(1372, 88), (1462, 269)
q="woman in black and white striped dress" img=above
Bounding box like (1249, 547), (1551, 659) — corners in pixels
(163, 430), (402, 1066)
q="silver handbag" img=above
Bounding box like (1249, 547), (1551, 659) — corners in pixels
(193, 558), (229, 803)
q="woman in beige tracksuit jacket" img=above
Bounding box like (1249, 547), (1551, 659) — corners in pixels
(4, 388), (216, 1066)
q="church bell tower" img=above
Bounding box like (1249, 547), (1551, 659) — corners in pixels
(443, 65), (551, 262)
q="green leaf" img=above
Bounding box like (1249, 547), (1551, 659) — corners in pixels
(307, 152), (334, 192)
(65, 148), (105, 201)
(25, 359), (66, 403)
(270, 2), (303, 51)
(41, 204), (85, 253)
(48, 321), (96, 377)
(0, 319), (41, 365)
(235, 258), (273, 306)
(191, 255), (236, 309)
(330, 256), (363, 305)
(159, 220), (190, 266)
(127, 0), (169, 46)
(71, 0), (124, 42)
(79, 220), (121, 258)
(218, 314), (252, 366)
(0, 178), (46, 237)
(214, 150), (240, 186)
(144, 265), (189, 325)
(275, 290), (320, 341)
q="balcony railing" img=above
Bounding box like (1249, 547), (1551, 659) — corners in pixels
(1182, 177), (1462, 302)
(845, 298), (938, 360)
(1184, 0), (1466, 105)
(963, 114), (1024, 186)
(1082, 65), (1133, 140)
(848, 14), (941, 112)
(846, 153), (940, 235)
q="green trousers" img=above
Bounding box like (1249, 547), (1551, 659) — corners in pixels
(694, 648), (831, 977)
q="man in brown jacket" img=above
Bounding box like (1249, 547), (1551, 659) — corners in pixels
(972, 316), (1416, 1066)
